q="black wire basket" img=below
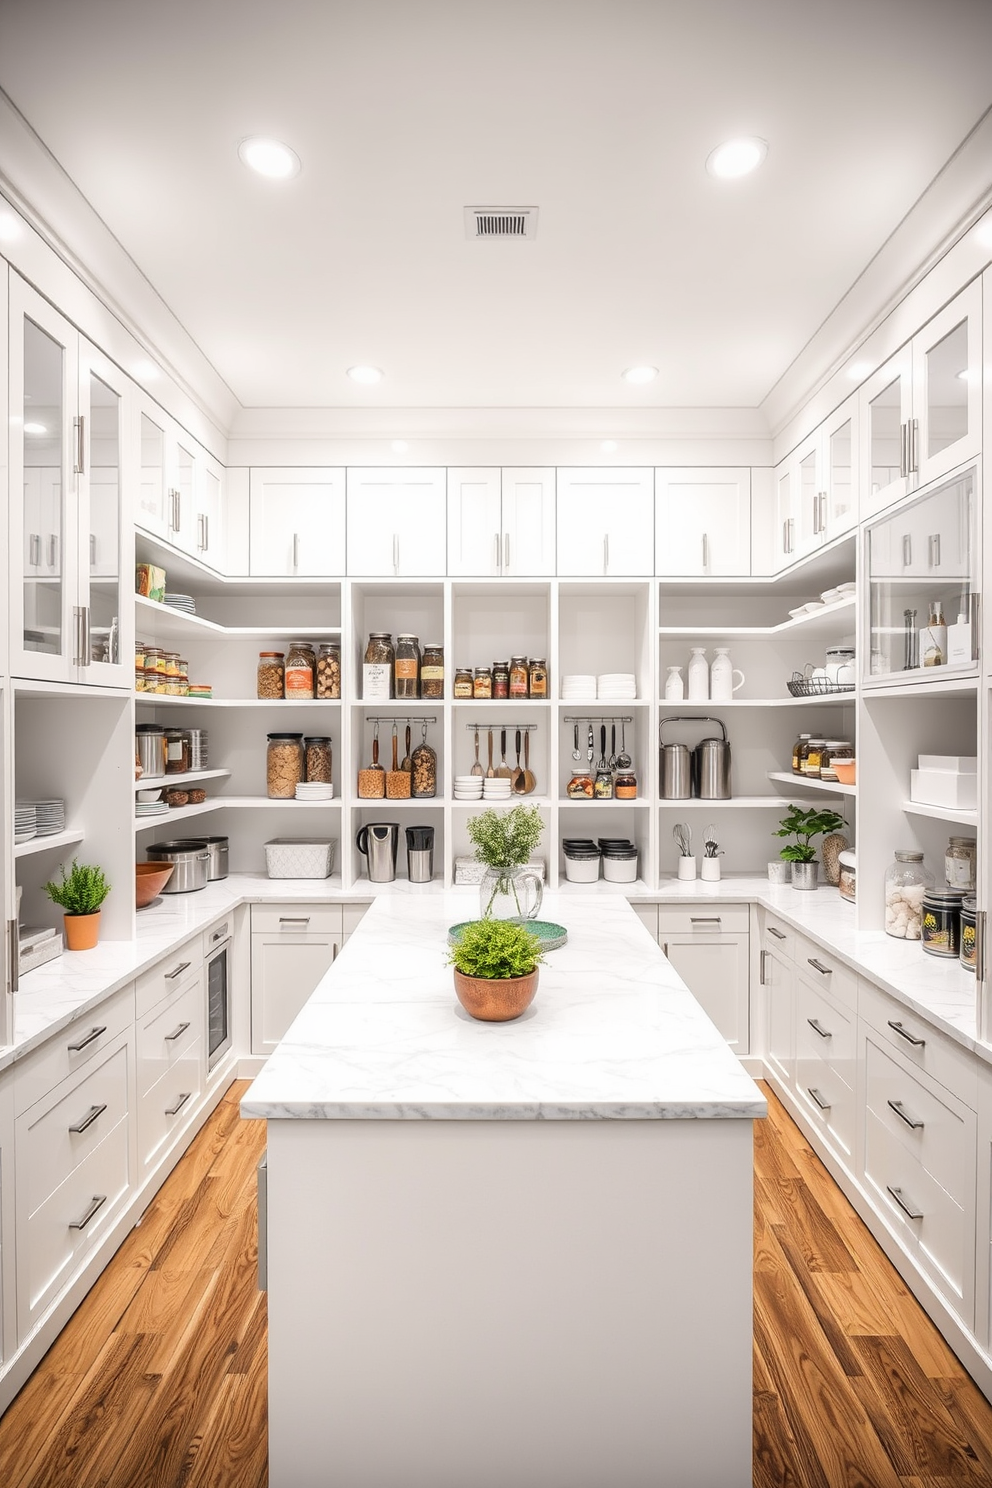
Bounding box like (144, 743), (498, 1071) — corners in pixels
(787, 673), (856, 697)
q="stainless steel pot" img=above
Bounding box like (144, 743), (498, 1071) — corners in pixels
(200, 835), (229, 880)
(145, 839), (211, 893)
(693, 720), (732, 799)
(135, 724), (166, 781)
(659, 720), (692, 799)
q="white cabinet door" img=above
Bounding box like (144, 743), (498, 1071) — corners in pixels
(169, 430), (199, 555)
(914, 281), (983, 489)
(250, 933), (339, 1054)
(822, 398), (858, 539)
(859, 347), (914, 519)
(762, 946), (795, 1093)
(447, 468), (502, 575)
(661, 935), (749, 1054)
(556, 468), (654, 576)
(347, 468), (447, 576)
(134, 391), (170, 541)
(501, 468), (556, 576)
(193, 450), (225, 569)
(249, 468), (346, 577)
(655, 468), (750, 576)
(76, 340), (133, 687)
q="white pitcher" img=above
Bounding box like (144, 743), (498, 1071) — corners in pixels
(687, 648), (709, 701)
(709, 647), (745, 701)
(664, 665), (685, 700)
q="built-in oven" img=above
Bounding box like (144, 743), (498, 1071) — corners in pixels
(206, 920), (232, 1070)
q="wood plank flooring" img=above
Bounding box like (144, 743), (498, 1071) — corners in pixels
(3, 1079), (992, 1486)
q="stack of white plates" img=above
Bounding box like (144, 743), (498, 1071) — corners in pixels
(135, 800), (169, 817)
(164, 592), (196, 614)
(836, 581), (856, 596)
(561, 674), (597, 700)
(597, 673), (636, 700)
(14, 803), (37, 844)
(30, 798), (66, 836)
(482, 779), (512, 800)
(453, 775), (484, 801)
(295, 782), (334, 800)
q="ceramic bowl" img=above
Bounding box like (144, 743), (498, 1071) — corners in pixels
(136, 861), (175, 907)
(136, 788), (163, 803)
(832, 758), (857, 785)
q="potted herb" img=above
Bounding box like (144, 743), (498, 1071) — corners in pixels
(773, 806), (847, 891)
(447, 917), (545, 1022)
(467, 803), (545, 920)
(43, 860), (111, 950)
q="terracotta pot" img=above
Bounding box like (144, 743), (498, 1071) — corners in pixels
(63, 911), (101, 951)
(453, 966), (539, 1022)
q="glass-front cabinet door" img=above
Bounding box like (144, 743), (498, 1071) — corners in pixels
(134, 390), (169, 540)
(865, 465), (977, 684)
(859, 346), (913, 520)
(78, 340), (133, 686)
(914, 282), (982, 489)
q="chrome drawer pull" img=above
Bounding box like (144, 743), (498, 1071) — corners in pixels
(886, 1185), (923, 1221)
(165, 1021), (191, 1043)
(279, 916), (311, 926)
(807, 957), (832, 975)
(689, 916), (722, 926)
(887, 1020), (925, 1048)
(69, 1194), (107, 1230)
(767, 927), (786, 941)
(807, 1087), (831, 1111)
(165, 1091), (192, 1117)
(807, 1018), (832, 1040)
(68, 1103), (107, 1135)
(887, 1098), (924, 1131)
(211, 924), (229, 943)
(67, 1025), (107, 1053)
(165, 961), (191, 981)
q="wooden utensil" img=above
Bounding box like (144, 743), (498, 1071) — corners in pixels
(386, 721), (410, 798)
(521, 729), (536, 793)
(496, 728), (512, 779)
(486, 729), (495, 778)
(471, 728), (484, 776)
(358, 723), (386, 798)
(401, 723), (413, 772)
(511, 729), (525, 793)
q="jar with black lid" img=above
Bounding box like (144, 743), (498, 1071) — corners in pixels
(303, 736), (332, 783)
(364, 633), (394, 700)
(395, 634), (421, 698)
(454, 667), (473, 699)
(960, 897), (978, 972)
(921, 886), (964, 958)
(164, 727), (190, 774)
(421, 644), (444, 699)
(492, 661), (510, 700)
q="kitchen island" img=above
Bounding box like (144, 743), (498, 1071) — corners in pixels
(242, 893), (765, 1488)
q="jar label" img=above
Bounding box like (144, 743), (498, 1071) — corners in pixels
(946, 856), (975, 888)
(363, 663), (392, 699)
(166, 740), (184, 761)
(285, 666), (314, 698)
(421, 665), (444, 680)
(395, 658), (418, 681)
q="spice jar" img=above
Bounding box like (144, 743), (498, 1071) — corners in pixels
(960, 897), (978, 972)
(567, 770), (595, 799)
(802, 738), (826, 779)
(491, 661), (510, 700)
(454, 667), (474, 699)
(304, 736), (332, 784)
(164, 727), (190, 774)
(176, 657), (189, 696)
(163, 652), (182, 695)
(922, 886), (964, 958)
(819, 740), (853, 783)
(884, 850), (932, 939)
(614, 771), (638, 800)
(473, 667), (493, 699)
(944, 836), (976, 892)
(528, 658), (548, 698)
(394, 634), (421, 699)
(316, 643), (341, 699)
(421, 644), (444, 700)
(792, 733), (811, 775)
(267, 733), (304, 799)
(509, 657), (529, 698)
(410, 724), (437, 798)
(257, 651), (285, 700)
(363, 633), (394, 700)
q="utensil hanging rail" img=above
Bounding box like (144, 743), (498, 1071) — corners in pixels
(365, 715), (437, 725)
(562, 714), (634, 724)
(462, 722), (538, 731)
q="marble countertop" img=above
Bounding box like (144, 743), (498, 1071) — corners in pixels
(240, 893), (767, 1121)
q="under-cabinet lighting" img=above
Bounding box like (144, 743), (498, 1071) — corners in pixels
(238, 137), (301, 180)
(705, 137), (767, 179)
(0, 212), (21, 242)
(348, 365), (384, 384)
(621, 366), (657, 384)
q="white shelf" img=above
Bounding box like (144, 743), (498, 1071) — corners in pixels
(863, 674), (979, 699)
(133, 801), (222, 832)
(134, 768), (231, 791)
(903, 800), (978, 828)
(658, 595), (856, 639)
(135, 694), (340, 708)
(14, 829), (85, 859)
(136, 595), (342, 641)
(767, 771), (855, 798)
(557, 797), (651, 808)
(657, 797), (795, 809)
(133, 796), (342, 832)
(452, 796), (551, 808)
(658, 695), (854, 708)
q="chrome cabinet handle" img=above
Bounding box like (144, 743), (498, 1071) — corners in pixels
(690, 916), (722, 925)
(900, 421), (909, 478)
(202, 512), (209, 551)
(929, 532), (940, 568)
(197, 512), (206, 551)
(787, 517), (794, 553)
(211, 923), (229, 943)
(90, 533), (96, 566)
(759, 950), (768, 985)
(292, 532), (300, 571)
(7, 918), (17, 995)
(74, 414), (85, 475)
(807, 957), (832, 976)
(767, 926), (786, 941)
(782, 519), (788, 553)
(73, 606), (83, 667)
(909, 418), (919, 474)
(67, 1025), (107, 1053)
(165, 961), (191, 981)
(603, 533), (609, 574)
(887, 1019), (925, 1047)
(49, 534), (58, 569)
(165, 1021), (191, 1042)
(165, 1091), (192, 1117)
(68, 1103), (107, 1135)
(68, 1194), (107, 1231)
(887, 1098), (924, 1130)
(29, 533), (41, 567)
(807, 1018), (831, 1039)
(702, 532), (709, 569)
(812, 493), (821, 535)
(392, 533), (399, 574)
(279, 915), (311, 925)
(807, 1087), (831, 1111)
(887, 1184), (923, 1221)
(902, 534), (912, 568)
(494, 533), (501, 571)
(504, 532), (510, 570)
(82, 605), (91, 667)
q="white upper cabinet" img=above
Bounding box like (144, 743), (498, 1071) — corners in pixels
(778, 398), (859, 567)
(347, 468), (446, 576)
(8, 278), (132, 686)
(556, 468), (654, 577)
(249, 468), (345, 577)
(134, 392), (225, 568)
(655, 468), (750, 577)
(861, 281), (981, 520)
(447, 467), (555, 576)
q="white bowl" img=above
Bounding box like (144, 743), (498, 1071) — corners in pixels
(136, 788), (163, 803)
(819, 587), (841, 604)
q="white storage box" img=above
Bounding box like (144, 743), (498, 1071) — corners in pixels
(917, 754), (977, 773)
(453, 856), (546, 886)
(264, 838), (337, 879)
(909, 770), (977, 810)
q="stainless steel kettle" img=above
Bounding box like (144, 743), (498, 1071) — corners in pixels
(692, 719), (732, 799)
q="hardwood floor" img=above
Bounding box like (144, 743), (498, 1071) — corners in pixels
(3, 1078), (992, 1486)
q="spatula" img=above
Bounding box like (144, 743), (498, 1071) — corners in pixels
(471, 728), (484, 776)
(400, 723), (413, 772)
(521, 729), (536, 793)
(496, 728), (512, 779)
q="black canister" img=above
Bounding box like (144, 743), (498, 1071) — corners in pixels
(921, 886), (964, 959)
(960, 896), (977, 972)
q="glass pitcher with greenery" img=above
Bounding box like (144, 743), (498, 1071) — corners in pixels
(467, 804), (545, 921)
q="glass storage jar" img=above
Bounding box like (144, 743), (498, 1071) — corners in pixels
(164, 727), (190, 774)
(819, 740), (853, 782)
(884, 850), (932, 939)
(394, 634), (421, 698)
(838, 849), (856, 903)
(163, 652), (182, 695)
(921, 886), (964, 958)
(421, 644), (444, 700)
(473, 667), (492, 699)
(614, 771), (637, 799)
(509, 657), (529, 698)
(802, 738), (827, 778)
(315, 643), (341, 699)
(285, 641), (316, 700)
(257, 651), (285, 699)
(791, 733), (811, 775)
(528, 658), (548, 698)
(410, 725), (437, 798)
(454, 667), (473, 699)
(960, 896), (978, 972)
(491, 661), (510, 700)
(363, 633), (394, 700)
(304, 736), (333, 783)
(944, 836), (976, 892)
(267, 733), (304, 799)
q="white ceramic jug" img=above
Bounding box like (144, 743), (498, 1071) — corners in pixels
(687, 648), (709, 701)
(709, 648), (745, 702)
(664, 665), (685, 700)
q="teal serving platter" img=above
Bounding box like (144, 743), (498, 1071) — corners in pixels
(447, 919), (568, 952)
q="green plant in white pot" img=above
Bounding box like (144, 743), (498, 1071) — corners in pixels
(467, 804), (545, 921)
(773, 806), (846, 890)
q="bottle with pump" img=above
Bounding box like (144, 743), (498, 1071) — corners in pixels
(921, 600), (947, 667)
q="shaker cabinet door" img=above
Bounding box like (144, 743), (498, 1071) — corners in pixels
(556, 468), (654, 576)
(250, 934), (339, 1054)
(347, 468), (446, 576)
(501, 468), (556, 576)
(447, 468), (502, 575)
(249, 468), (346, 576)
(656, 468), (750, 576)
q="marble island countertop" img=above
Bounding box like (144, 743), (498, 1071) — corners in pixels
(240, 893), (767, 1121)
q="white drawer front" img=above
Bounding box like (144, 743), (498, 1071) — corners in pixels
(865, 1038), (973, 1207)
(760, 911), (795, 960)
(20, 1043), (129, 1218)
(797, 979), (857, 1079)
(14, 984), (133, 1118)
(795, 940), (858, 1012)
(136, 941), (203, 1019)
(136, 976), (202, 1098)
(859, 979), (978, 1109)
(138, 1037), (204, 1180)
(658, 904), (749, 935)
(251, 903), (342, 936)
(795, 1057), (856, 1165)
(342, 902), (370, 936)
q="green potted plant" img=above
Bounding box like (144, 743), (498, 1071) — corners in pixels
(773, 806), (847, 891)
(43, 860), (111, 950)
(467, 803), (545, 920)
(447, 917), (545, 1022)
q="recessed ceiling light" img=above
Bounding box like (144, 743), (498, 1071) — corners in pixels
(621, 366), (658, 385)
(133, 359), (160, 380)
(23, 421), (47, 435)
(348, 365), (383, 385)
(238, 137), (301, 180)
(847, 360), (874, 381)
(705, 137), (768, 179)
(601, 440), (618, 453)
(391, 439), (409, 453)
(0, 212), (21, 242)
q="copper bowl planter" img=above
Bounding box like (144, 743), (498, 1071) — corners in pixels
(453, 967), (539, 1022)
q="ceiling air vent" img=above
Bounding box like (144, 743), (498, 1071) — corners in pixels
(464, 206), (538, 241)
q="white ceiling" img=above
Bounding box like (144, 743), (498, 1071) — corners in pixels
(1, 0), (991, 416)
